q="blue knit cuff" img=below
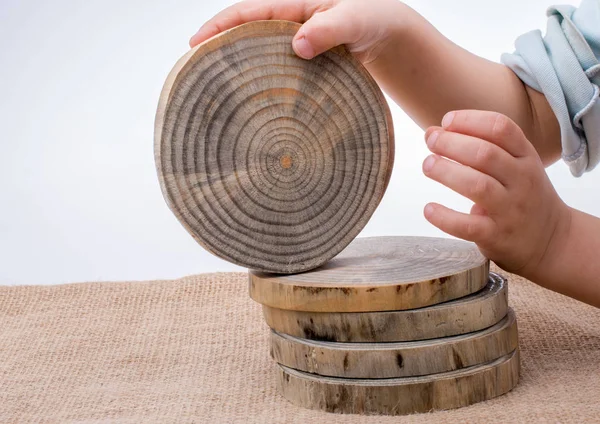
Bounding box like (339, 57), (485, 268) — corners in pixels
(501, 0), (600, 176)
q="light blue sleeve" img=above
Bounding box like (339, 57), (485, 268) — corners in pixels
(501, 0), (600, 176)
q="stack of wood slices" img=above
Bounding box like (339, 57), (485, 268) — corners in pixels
(250, 236), (520, 415)
(155, 20), (520, 416)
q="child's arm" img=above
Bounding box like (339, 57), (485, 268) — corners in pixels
(423, 110), (600, 308)
(190, 0), (561, 165)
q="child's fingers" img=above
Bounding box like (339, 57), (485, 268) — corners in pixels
(424, 127), (517, 186)
(424, 203), (497, 244)
(470, 203), (488, 216)
(190, 0), (325, 47)
(293, 6), (360, 59)
(190, 1), (353, 60)
(440, 110), (534, 158)
(191, 1), (263, 46)
(422, 154), (507, 211)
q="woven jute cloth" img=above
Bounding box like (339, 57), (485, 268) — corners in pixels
(0, 265), (599, 423)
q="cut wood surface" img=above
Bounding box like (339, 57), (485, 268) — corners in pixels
(270, 309), (518, 378)
(263, 273), (508, 342)
(155, 20), (394, 274)
(276, 349), (520, 415)
(250, 236), (489, 312)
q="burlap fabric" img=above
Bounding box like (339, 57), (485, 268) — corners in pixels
(0, 265), (598, 423)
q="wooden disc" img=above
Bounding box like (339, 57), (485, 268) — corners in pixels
(155, 20), (394, 274)
(263, 273), (508, 342)
(250, 236), (489, 312)
(276, 349), (520, 415)
(270, 309), (518, 378)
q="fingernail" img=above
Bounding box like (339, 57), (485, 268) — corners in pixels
(424, 127), (435, 141)
(424, 204), (435, 218)
(293, 36), (315, 59)
(426, 131), (439, 148)
(423, 155), (436, 172)
(442, 111), (455, 129)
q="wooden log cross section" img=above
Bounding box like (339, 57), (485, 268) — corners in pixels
(250, 236), (489, 312)
(270, 309), (518, 378)
(155, 21), (394, 273)
(263, 272), (508, 342)
(276, 349), (520, 415)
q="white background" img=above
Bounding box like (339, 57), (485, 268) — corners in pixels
(0, 0), (592, 285)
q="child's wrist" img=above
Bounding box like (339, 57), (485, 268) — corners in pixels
(364, 2), (419, 66)
(525, 203), (574, 286)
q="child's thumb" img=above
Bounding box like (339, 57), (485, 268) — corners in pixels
(292, 9), (356, 60)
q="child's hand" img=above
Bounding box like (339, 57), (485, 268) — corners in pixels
(423, 110), (572, 279)
(190, 0), (406, 64)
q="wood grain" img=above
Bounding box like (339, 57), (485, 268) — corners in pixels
(263, 272), (508, 342)
(270, 309), (518, 378)
(155, 20), (394, 274)
(276, 349), (520, 415)
(250, 236), (489, 312)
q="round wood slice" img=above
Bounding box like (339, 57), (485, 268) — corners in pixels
(250, 236), (489, 312)
(155, 20), (394, 274)
(276, 349), (520, 415)
(263, 272), (508, 342)
(270, 309), (518, 378)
